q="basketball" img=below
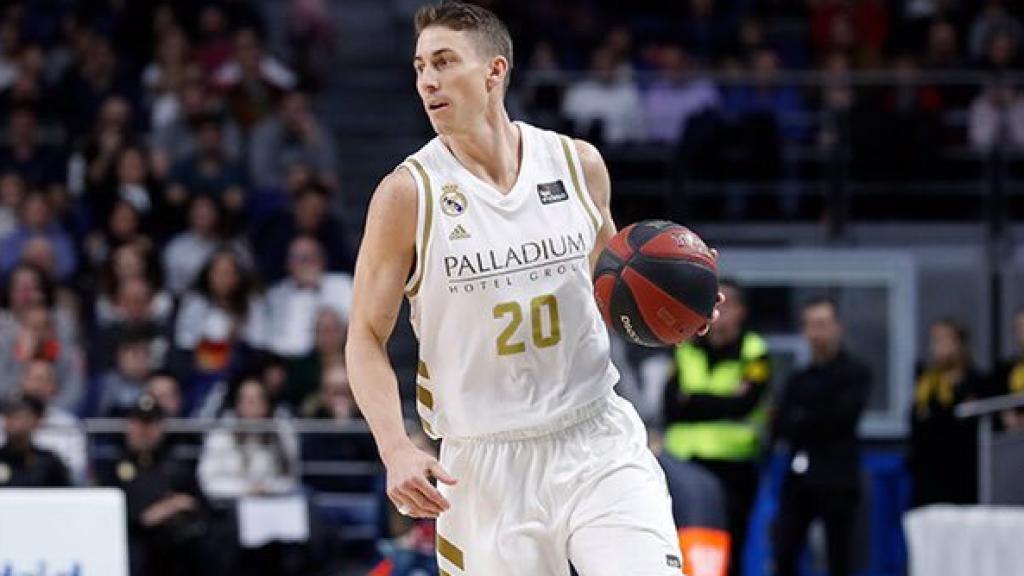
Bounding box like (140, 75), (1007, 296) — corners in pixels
(593, 220), (719, 347)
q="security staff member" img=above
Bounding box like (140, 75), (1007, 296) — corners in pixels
(663, 279), (771, 576)
(0, 393), (70, 487)
(773, 297), (870, 576)
(96, 394), (207, 576)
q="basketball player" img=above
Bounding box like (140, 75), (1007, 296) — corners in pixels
(346, 3), (722, 574)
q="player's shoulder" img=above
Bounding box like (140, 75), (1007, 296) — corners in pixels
(360, 164), (420, 250)
(371, 162), (419, 211)
(564, 136), (610, 207)
(524, 122), (604, 166)
(570, 138), (606, 175)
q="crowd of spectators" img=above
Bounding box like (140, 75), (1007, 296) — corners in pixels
(502, 0), (1024, 218)
(506, 0), (1024, 147)
(0, 0), (351, 419)
(0, 1), (362, 574)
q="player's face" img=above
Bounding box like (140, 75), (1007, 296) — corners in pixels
(414, 27), (490, 135)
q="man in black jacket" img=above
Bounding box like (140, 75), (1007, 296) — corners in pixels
(96, 394), (209, 576)
(0, 394), (70, 487)
(772, 297), (871, 576)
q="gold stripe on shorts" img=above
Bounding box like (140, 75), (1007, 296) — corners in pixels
(437, 534), (465, 570)
(418, 360), (431, 379)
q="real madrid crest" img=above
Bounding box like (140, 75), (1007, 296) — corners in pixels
(440, 183), (468, 217)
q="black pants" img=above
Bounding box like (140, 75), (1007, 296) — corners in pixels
(692, 458), (758, 576)
(773, 481), (858, 576)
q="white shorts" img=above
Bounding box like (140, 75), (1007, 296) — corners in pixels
(435, 393), (684, 576)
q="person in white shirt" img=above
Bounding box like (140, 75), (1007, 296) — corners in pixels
(175, 248), (267, 363)
(162, 194), (224, 295)
(968, 80), (1024, 153)
(163, 194), (252, 296)
(197, 378), (298, 500)
(262, 235), (352, 358)
(562, 46), (645, 145)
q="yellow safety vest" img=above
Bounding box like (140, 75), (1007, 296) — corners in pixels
(665, 332), (769, 461)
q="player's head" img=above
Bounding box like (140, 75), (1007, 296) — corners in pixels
(413, 1), (513, 135)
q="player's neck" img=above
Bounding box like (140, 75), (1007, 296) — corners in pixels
(441, 108), (522, 195)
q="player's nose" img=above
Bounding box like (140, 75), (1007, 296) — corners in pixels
(418, 70), (440, 92)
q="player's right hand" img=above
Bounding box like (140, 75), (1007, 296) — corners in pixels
(383, 443), (457, 519)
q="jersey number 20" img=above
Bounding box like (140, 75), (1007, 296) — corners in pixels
(493, 294), (561, 355)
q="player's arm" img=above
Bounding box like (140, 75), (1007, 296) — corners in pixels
(574, 139), (724, 333)
(573, 139), (617, 272)
(346, 167), (455, 519)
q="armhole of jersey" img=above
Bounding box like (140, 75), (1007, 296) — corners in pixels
(402, 158), (433, 298)
(558, 134), (603, 238)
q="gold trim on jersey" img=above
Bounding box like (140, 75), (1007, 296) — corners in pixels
(559, 135), (600, 233)
(416, 384), (435, 410)
(418, 360), (431, 379)
(406, 158), (434, 298)
(420, 417), (437, 438)
(437, 534), (465, 570)
(440, 570), (453, 576)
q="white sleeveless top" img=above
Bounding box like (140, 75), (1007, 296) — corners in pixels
(400, 121), (619, 438)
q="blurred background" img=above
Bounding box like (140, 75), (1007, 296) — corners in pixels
(0, 0), (1022, 575)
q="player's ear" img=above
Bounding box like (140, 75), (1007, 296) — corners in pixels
(486, 55), (509, 91)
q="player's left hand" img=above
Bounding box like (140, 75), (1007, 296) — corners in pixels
(697, 249), (725, 337)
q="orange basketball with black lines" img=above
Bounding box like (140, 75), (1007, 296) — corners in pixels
(593, 220), (719, 347)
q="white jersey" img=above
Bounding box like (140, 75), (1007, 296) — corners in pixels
(401, 121), (619, 438)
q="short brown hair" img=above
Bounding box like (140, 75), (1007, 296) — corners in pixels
(414, 1), (513, 86)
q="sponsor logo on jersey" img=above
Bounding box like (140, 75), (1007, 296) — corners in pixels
(448, 224), (471, 241)
(442, 231), (589, 294)
(665, 554), (682, 568)
(537, 180), (568, 205)
(441, 184), (468, 216)
(443, 232), (586, 279)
